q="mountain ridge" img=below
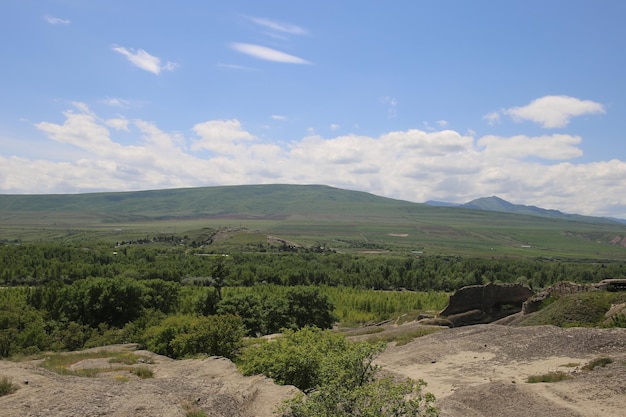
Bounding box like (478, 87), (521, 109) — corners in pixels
(426, 195), (623, 225)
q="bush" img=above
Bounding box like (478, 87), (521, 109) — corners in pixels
(238, 327), (437, 416)
(238, 327), (372, 391)
(130, 366), (154, 379)
(583, 357), (613, 371)
(0, 376), (18, 396)
(282, 374), (437, 417)
(526, 371), (571, 383)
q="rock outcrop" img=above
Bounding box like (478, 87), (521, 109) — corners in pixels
(440, 283), (534, 326)
(522, 281), (593, 315)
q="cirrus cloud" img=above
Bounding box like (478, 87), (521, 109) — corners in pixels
(112, 45), (179, 75)
(230, 43), (310, 64)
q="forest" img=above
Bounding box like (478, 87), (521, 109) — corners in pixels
(1, 237), (625, 358)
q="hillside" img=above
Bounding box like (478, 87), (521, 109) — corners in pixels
(2, 184), (626, 259)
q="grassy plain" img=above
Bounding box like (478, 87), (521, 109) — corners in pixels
(2, 184), (626, 259)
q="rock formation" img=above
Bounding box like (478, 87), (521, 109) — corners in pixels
(440, 283), (534, 326)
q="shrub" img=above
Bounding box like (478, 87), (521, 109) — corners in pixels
(238, 326), (375, 391)
(583, 357), (613, 371)
(608, 313), (626, 328)
(238, 327), (437, 416)
(130, 366), (154, 379)
(526, 371), (571, 383)
(0, 376), (18, 396)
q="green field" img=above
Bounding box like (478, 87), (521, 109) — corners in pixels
(1, 184), (626, 260)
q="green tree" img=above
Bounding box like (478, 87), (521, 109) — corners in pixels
(141, 279), (180, 314)
(286, 287), (337, 330)
(143, 314), (244, 359)
(61, 277), (146, 327)
(217, 293), (264, 336)
(210, 257), (229, 300)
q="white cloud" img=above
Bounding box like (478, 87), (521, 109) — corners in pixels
(3, 106), (626, 218)
(330, 123), (340, 130)
(271, 115), (287, 121)
(478, 134), (583, 160)
(501, 95), (605, 128)
(483, 111), (501, 125)
(230, 43), (310, 64)
(106, 118), (130, 131)
(112, 45), (178, 75)
(44, 15), (70, 25)
(248, 17), (308, 35)
(191, 119), (255, 154)
(437, 120), (448, 128)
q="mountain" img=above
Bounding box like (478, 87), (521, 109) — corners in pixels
(0, 184), (416, 219)
(426, 196), (622, 225)
(423, 200), (460, 208)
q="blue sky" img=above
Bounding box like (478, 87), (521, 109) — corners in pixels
(2, 1), (626, 218)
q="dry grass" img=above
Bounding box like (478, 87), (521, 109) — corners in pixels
(0, 376), (19, 396)
(526, 371), (571, 383)
(582, 357), (613, 371)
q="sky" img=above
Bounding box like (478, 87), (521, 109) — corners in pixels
(2, 1), (626, 218)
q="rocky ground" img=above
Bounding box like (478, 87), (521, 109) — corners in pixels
(0, 345), (297, 417)
(377, 324), (626, 417)
(1, 324), (625, 417)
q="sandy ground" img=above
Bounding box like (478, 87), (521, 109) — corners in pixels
(1, 324), (625, 416)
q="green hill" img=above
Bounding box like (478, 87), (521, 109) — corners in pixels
(1, 184), (626, 259)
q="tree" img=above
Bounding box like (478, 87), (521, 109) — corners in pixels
(61, 277), (146, 327)
(210, 257), (229, 300)
(143, 314), (244, 359)
(217, 293), (264, 336)
(286, 287), (337, 329)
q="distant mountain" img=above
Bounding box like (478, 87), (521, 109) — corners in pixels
(459, 196), (620, 225)
(3, 185), (626, 259)
(423, 200), (460, 208)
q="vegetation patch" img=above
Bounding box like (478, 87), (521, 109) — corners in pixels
(360, 326), (444, 346)
(0, 376), (19, 396)
(237, 327), (437, 416)
(39, 350), (153, 378)
(583, 357), (613, 371)
(526, 371), (571, 383)
(130, 366), (154, 379)
(108, 352), (153, 365)
(520, 292), (626, 327)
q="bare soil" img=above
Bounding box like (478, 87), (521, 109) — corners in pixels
(1, 324), (625, 416)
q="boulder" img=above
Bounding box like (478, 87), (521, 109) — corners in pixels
(440, 283), (534, 326)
